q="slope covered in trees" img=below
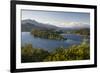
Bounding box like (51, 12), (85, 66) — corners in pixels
(31, 29), (67, 40)
(21, 40), (90, 63)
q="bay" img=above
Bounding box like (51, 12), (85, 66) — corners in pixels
(21, 32), (84, 52)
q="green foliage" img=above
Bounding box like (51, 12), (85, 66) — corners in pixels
(64, 28), (90, 36)
(21, 41), (90, 63)
(44, 41), (90, 61)
(21, 44), (49, 63)
(31, 29), (66, 40)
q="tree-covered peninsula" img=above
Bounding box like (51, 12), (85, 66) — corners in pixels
(31, 29), (67, 40)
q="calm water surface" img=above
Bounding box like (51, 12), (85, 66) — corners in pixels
(21, 32), (84, 51)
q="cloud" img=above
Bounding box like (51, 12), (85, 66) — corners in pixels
(56, 22), (90, 28)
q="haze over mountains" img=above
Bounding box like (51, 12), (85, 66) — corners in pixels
(21, 19), (90, 32)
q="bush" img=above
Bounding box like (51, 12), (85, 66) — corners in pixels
(21, 44), (49, 63)
(21, 41), (90, 63)
(44, 42), (90, 61)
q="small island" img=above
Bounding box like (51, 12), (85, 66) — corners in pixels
(31, 29), (67, 40)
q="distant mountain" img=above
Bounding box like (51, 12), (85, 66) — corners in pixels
(21, 19), (90, 32)
(21, 19), (58, 32)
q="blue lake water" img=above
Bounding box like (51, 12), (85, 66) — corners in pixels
(21, 32), (84, 51)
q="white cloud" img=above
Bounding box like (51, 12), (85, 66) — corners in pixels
(54, 21), (89, 28)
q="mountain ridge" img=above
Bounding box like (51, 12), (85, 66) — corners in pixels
(21, 19), (90, 32)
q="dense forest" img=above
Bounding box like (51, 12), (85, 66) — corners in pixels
(30, 28), (90, 41)
(21, 40), (90, 63)
(31, 29), (67, 40)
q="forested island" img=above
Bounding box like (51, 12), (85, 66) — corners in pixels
(30, 28), (90, 41)
(31, 29), (67, 40)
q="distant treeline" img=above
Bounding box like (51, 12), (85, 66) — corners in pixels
(31, 29), (67, 40)
(30, 28), (90, 40)
(64, 28), (90, 36)
(21, 40), (90, 63)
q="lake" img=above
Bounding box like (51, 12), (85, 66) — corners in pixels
(21, 32), (85, 52)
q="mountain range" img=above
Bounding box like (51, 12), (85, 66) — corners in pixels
(21, 19), (58, 32)
(21, 19), (89, 32)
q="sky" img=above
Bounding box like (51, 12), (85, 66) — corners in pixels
(21, 10), (90, 28)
